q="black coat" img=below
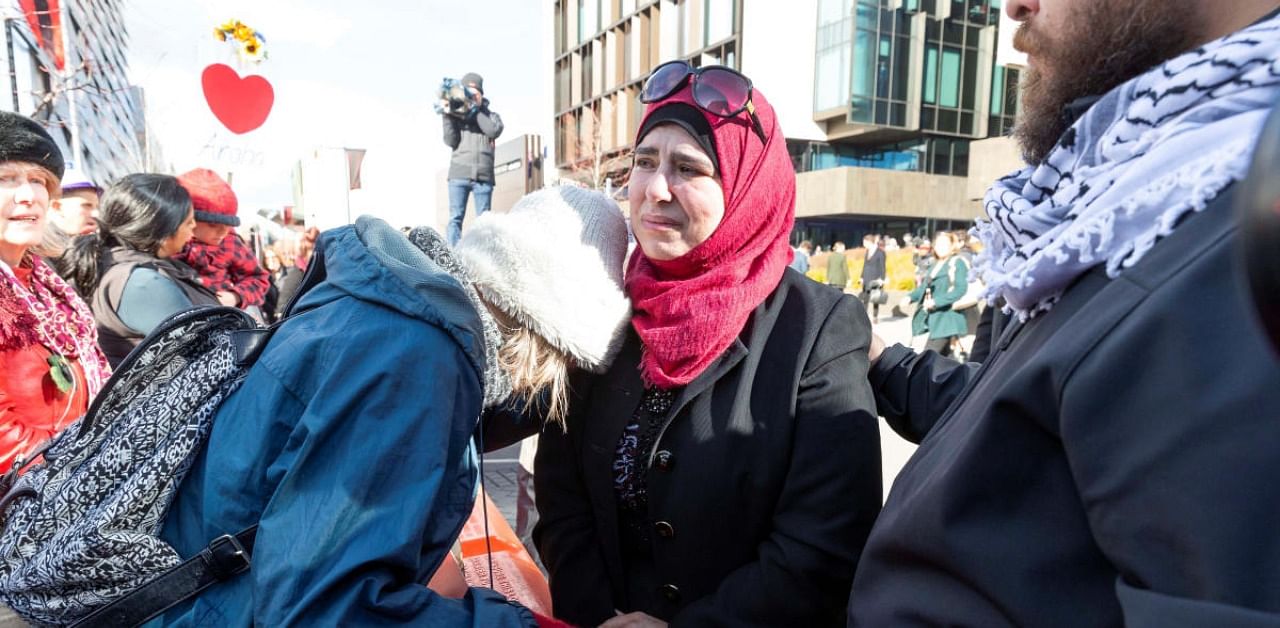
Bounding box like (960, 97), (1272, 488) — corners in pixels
(849, 185), (1280, 626)
(860, 248), (886, 288)
(535, 270), (882, 627)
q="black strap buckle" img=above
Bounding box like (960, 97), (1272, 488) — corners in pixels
(201, 533), (251, 580)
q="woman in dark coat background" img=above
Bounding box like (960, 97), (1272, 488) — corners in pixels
(534, 61), (882, 627)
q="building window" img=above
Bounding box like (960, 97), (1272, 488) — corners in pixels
(815, 0), (853, 112)
(705, 0), (733, 46)
(939, 48), (960, 107)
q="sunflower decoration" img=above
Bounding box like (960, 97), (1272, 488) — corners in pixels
(214, 19), (268, 64)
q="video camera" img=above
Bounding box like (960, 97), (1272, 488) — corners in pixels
(434, 77), (480, 118)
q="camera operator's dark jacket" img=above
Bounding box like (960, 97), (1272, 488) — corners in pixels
(443, 101), (504, 183)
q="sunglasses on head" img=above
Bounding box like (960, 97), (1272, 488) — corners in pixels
(640, 60), (768, 144)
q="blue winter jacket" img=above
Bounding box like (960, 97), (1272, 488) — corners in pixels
(155, 218), (534, 626)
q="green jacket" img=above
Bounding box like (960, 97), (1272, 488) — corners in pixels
(909, 256), (969, 340)
(826, 252), (850, 288)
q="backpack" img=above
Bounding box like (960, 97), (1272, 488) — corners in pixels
(0, 247), (327, 627)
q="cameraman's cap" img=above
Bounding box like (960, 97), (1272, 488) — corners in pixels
(462, 72), (484, 93)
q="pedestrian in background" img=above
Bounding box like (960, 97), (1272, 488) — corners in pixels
(858, 233), (887, 321)
(906, 231), (968, 356)
(789, 239), (811, 273)
(172, 169), (270, 316)
(260, 245), (301, 323)
(534, 62), (881, 627)
(48, 169), (101, 237)
(59, 173), (216, 366)
(0, 112), (111, 470)
(825, 240), (849, 291)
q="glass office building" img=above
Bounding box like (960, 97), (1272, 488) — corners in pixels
(807, 0), (1019, 179)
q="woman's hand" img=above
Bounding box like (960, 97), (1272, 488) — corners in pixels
(600, 612), (668, 628)
(869, 331), (886, 365)
(216, 290), (239, 307)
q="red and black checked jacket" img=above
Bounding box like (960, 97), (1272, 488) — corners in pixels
(174, 234), (270, 308)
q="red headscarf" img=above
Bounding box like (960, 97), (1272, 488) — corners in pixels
(625, 85), (796, 388)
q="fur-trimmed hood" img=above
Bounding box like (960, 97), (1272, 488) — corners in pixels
(453, 187), (631, 373)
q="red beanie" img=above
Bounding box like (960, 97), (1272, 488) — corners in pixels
(177, 168), (240, 226)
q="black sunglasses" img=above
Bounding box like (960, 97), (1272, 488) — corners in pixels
(640, 60), (768, 144)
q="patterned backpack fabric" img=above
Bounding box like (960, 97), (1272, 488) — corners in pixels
(0, 306), (263, 626)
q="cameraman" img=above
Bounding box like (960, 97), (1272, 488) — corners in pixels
(441, 72), (504, 246)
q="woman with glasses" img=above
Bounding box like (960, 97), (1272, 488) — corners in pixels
(533, 61), (882, 627)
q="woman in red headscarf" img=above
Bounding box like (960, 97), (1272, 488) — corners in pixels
(532, 62), (882, 627)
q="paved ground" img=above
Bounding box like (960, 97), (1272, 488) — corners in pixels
(480, 444), (524, 525)
(482, 304), (927, 521)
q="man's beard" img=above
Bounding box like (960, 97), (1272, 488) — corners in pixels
(1012, 0), (1201, 164)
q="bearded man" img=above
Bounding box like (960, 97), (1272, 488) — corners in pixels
(848, 0), (1280, 626)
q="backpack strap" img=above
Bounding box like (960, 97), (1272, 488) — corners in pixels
(71, 525), (258, 628)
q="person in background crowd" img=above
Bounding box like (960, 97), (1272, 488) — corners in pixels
(825, 240), (849, 291)
(260, 245), (302, 323)
(912, 239), (934, 281)
(59, 174), (217, 366)
(172, 169), (270, 315)
(789, 239), (811, 273)
(0, 111), (111, 471)
(48, 169), (101, 237)
(858, 233), (887, 321)
(849, 1), (1280, 625)
(905, 231), (968, 357)
(442, 72), (504, 246)
(157, 187), (630, 626)
(533, 62), (881, 627)
(295, 226), (319, 271)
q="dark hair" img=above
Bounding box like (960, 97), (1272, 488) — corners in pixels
(56, 173), (191, 297)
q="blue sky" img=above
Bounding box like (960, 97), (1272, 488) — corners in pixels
(125, 0), (552, 228)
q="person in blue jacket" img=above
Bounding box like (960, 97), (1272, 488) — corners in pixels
(156, 186), (631, 626)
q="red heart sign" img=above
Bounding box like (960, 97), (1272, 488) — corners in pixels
(201, 63), (274, 134)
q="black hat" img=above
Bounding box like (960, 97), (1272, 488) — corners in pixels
(636, 103), (720, 174)
(462, 72), (484, 94)
(0, 111), (64, 179)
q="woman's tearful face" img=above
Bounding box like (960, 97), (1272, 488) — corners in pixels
(628, 124), (726, 262)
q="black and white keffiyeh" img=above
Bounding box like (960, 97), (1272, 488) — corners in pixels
(975, 14), (1280, 319)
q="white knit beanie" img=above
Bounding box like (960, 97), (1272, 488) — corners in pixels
(454, 186), (631, 372)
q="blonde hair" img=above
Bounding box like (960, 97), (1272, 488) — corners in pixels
(484, 301), (573, 426)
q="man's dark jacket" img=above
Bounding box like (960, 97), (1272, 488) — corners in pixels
(443, 103), (503, 183)
(860, 247), (886, 289)
(848, 182), (1280, 626)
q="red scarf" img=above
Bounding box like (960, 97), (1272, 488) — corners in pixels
(0, 254), (111, 396)
(625, 88), (796, 388)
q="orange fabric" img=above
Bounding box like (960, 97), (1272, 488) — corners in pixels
(456, 490), (553, 618)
